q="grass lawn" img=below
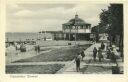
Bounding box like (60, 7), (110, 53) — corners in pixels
(82, 66), (112, 74)
(6, 64), (64, 74)
(14, 44), (91, 62)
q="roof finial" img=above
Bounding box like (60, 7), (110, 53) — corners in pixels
(76, 12), (78, 15)
(75, 12), (78, 18)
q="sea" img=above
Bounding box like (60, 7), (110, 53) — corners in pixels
(5, 32), (52, 42)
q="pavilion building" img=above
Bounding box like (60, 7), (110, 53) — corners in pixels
(37, 14), (92, 41)
(62, 14), (91, 41)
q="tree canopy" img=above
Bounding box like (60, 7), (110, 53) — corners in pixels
(91, 4), (123, 46)
(99, 4), (123, 35)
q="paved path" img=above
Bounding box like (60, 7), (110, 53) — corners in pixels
(61, 43), (123, 74)
(6, 62), (69, 66)
(61, 43), (100, 74)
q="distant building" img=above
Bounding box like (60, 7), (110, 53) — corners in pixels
(40, 31), (64, 40)
(62, 14), (91, 40)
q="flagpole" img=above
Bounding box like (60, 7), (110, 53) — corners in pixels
(44, 26), (46, 41)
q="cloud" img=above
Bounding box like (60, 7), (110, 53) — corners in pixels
(14, 9), (34, 17)
(6, 3), (109, 32)
(18, 4), (76, 10)
(6, 3), (22, 13)
(7, 3), (19, 9)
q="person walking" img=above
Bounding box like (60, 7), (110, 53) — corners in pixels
(101, 42), (105, 50)
(35, 45), (37, 52)
(98, 47), (103, 62)
(20, 43), (26, 52)
(110, 51), (116, 63)
(93, 47), (97, 61)
(35, 45), (40, 53)
(37, 45), (40, 53)
(75, 53), (82, 72)
(106, 49), (111, 59)
(16, 43), (20, 51)
(81, 49), (85, 61)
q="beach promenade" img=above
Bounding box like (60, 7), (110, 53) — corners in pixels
(6, 41), (123, 74)
(60, 43), (123, 74)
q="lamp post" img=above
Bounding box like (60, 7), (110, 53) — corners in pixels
(44, 28), (46, 41)
(69, 26), (71, 41)
(75, 25), (78, 45)
(75, 26), (76, 45)
(63, 26), (66, 41)
(107, 24), (112, 47)
(98, 25), (100, 42)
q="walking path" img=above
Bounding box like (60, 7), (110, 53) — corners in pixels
(7, 62), (69, 66)
(61, 43), (99, 74)
(61, 43), (123, 74)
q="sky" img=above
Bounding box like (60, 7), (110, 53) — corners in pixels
(6, 3), (109, 32)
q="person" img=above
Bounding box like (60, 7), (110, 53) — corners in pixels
(101, 42), (105, 50)
(37, 45), (40, 53)
(35, 45), (37, 52)
(20, 43), (26, 52)
(16, 43), (21, 50)
(93, 38), (96, 44)
(81, 49), (85, 61)
(98, 47), (103, 62)
(35, 45), (40, 53)
(75, 53), (82, 72)
(106, 49), (111, 59)
(110, 51), (116, 63)
(93, 47), (97, 61)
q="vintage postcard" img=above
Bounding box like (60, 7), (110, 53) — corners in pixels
(0, 0), (128, 82)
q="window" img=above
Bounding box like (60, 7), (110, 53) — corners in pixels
(86, 25), (88, 29)
(80, 26), (83, 29)
(73, 26), (76, 29)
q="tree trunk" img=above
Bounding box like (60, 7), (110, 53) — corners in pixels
(119, 34), (123, 62)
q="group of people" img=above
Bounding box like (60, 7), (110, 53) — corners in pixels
(93, 42), (105, 62)
(93, 42), (117, 63)
(16, 42), (40, 53)
(15, 43), (27, 52)
(106, 48), (117, 63)
(6, 42), (27, 52)
(5, 42), (27, 56)
(7, 41), (41, 53)
(6, 41), (41, 57)
(13, 41), (41, 53)
(74, 42), (117, 72)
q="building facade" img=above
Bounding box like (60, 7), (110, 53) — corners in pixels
(62, 14), (91, 41)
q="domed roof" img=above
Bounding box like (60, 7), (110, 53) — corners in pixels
(63, 14), (90, 26)
(69, 18), (86, 25)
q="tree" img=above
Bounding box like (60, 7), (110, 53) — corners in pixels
(100, 4), (123, 46)
(99, 4), (123, 59)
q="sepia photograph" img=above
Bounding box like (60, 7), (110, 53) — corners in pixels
(5, 2), (124, 74)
